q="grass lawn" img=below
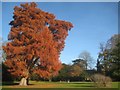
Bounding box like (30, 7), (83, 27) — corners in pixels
(1, 81), (119, 88)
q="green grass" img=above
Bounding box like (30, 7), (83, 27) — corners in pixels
(1, 81), (119, 88)
(112, 82), (119, 88)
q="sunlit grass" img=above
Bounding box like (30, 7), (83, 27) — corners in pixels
(2, 81), (119, 88)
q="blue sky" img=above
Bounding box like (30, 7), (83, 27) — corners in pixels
(0, 1), (2, 37)
(2, 2), (118, 68)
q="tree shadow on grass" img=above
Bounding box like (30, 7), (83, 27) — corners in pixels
(2, 82), (34, 86)
(78, 85), (94, 87)
(68, 82), (95, 88)
(72, 84), (95, 88)
(2, 82), (19, 86)
(71, 82), (92, 84)
(28, 84), (34, 85)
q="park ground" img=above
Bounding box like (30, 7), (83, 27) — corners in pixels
(1, 81), (119, 88)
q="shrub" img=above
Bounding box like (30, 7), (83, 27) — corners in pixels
(91, 74), (112, 88)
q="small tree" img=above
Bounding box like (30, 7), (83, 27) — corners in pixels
(3, 2), (73, 86)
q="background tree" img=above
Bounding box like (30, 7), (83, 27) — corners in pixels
(0, 37), (2, 62)
(108, 35), (120, 81)
(0, 37), (2, 84)
(53, 63), (83, 82)
(69, 64), (83, 79)
(0, 39), (13, 82)
(97, 34), (120, 81)
(97, 43), (107, 74)
(110, 40), (120, 81)
(72, 58), (96, 81)
(3, 2), (73, 86)
(72, 59), (86, 70)
(2, 62), (14, 82)
(78, 51), (94, 70)
(55, 63), (72, 81)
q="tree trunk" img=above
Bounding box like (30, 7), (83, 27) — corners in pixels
(27, 78), (29, 85)
(49, 79), (51, 82)
(19, 77), (27, 86)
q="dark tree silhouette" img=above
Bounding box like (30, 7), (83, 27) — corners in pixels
(97, 34), (120, 81)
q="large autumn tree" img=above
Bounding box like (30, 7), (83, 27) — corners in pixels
(3, 2), (73, 85)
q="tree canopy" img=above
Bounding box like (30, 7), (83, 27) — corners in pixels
(78, 51), (93, 70)
(97, 34), (120, 81)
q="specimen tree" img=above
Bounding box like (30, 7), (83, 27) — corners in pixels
(3, 2), (73, 85)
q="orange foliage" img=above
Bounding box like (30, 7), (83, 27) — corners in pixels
(3, 2), (73, 79)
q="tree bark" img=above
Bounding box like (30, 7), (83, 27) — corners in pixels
(19, 77), (27, 86)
